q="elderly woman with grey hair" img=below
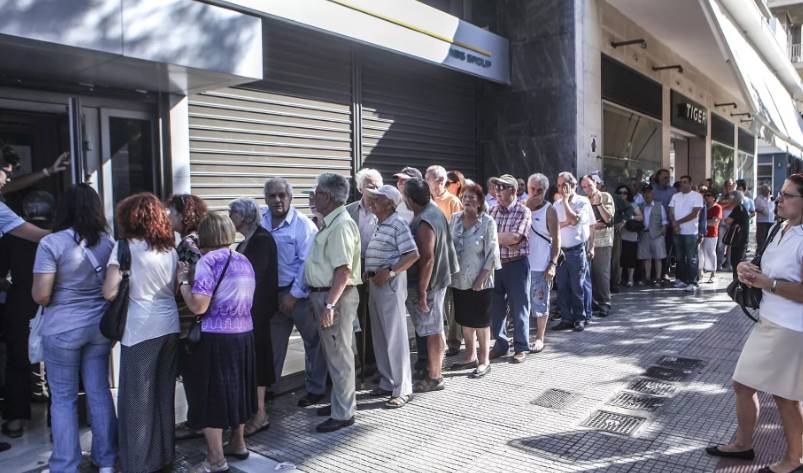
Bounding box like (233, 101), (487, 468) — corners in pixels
(229, 197), (278, 436)
(724, 190), (750, 281)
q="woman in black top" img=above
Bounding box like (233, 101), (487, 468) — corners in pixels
(725, 190), (750, 281)
(0, 191), (54, 439)
(228, 198), (278, 437)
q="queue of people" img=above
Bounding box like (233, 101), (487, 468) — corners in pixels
(0, 139), (801, 473)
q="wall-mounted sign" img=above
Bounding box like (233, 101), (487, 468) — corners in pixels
(671, 90), (708, 137)
(209, 0), (511, 84)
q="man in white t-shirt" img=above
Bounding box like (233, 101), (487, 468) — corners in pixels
(668, 175), (704, 291)
(552, 172), (595, 332)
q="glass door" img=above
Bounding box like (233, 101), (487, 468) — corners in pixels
(100, 109), (158, 227)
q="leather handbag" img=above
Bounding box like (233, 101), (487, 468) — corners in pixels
(100, 240), (131, 341)
(624, 219), (645, 233)
(186, 250), (232, 345)
(726, 222), (782, 322)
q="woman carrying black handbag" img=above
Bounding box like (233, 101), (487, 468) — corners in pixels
(706, 174), (803, 473)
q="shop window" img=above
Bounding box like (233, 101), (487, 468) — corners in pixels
(757, 162), (772, 188)
(711, 143), (734, 191)
(736, 151), (755, 193)
(602, 103), (661, 189)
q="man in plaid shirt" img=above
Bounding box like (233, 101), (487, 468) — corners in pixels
(488, 174), (532, 364)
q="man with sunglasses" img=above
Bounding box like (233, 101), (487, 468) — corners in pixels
(0, 149), (65, 242)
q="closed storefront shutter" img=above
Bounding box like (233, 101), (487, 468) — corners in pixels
(188, 22), (353, 211)
(360, 50), (477, 182)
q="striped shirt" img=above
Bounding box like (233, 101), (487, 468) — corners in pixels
(364, 212), (417, 272)
(489, 200), (531, 261)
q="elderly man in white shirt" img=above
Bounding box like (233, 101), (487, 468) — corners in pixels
(552, 172), (595, 332)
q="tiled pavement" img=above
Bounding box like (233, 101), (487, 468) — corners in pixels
(15, 275), (789, 473)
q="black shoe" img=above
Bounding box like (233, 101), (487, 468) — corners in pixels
(597, 310), (609, 318)
(0, 442), (10, 452)
(573, 321), (585, 332)
(315, 417), (354, 433)
(413, 377), (445, 393)
(297, 393), (327, 408)
(1, 422), (23, 439)
(488, 348), (508, 360)
(445, 347), (460, 357)
(316, 405), (331, 417)
(470, 364), (491, 378)
(552, 321), (574, 331)
(704, 445), (755, 460)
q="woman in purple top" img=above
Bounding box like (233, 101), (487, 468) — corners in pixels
(177, 212), (257, 473)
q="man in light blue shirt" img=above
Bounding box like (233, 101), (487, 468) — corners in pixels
(262, 177), (328, 408)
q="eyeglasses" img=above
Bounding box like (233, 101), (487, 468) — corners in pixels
(778, 190), (803, 200)
(494, 184), (512, 191)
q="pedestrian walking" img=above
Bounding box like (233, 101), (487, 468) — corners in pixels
(552, 172), (594, 332)
(0, 191), (54, 439)
(305, 173), (362, 433)
(488, 174), (532, 362)
(581, 175), (614, 316)
(668, 176), (704, 291)
(31, 184), (117, 473)
(700, 191), (722, 284)
(706, 173), (803, 473)
(637, 185), (668, 285)
(103, 192), (179, 473)
(177, 212), (257, 473)
(363, 185), (419, 406)
(404, 177), (459, 392)
(617, 185), (643, 288)
(724, 190), (750, 281)
(524, 174), (559, 350)
(262, 178), (328, 408)
(346, 168), (382, 379)
(449, 182), (501, 377)
(754, 184), (774, 249)
(229, 198), (279, 436)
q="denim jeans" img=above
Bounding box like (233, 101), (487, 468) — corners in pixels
(674, 234), (700, 285)
(556, 245), (588, 323)
(490, 257), (531, 354)
(43, 324), (117, 472)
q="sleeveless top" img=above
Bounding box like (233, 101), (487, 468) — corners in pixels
(527, 203), (552, 272)
(760, 223), (803, 332)
(407, 202), (460, 291)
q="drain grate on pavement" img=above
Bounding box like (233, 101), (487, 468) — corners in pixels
(656, 356), (706, 371)
(626, 378), (677, 397)
(606, 392), (666, 412)
(644, 365), (693, 382)
(531, 388), (580, 410)
(581, 410), (647, 436)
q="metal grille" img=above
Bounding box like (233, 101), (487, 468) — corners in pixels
(626, 378), (677, 397)
(531, 389), (580, 410)
(582, 410), (647, 436)
(644, 365), (693, 382)
(656, 356), (706, 371)
(606, 392), (666, 412)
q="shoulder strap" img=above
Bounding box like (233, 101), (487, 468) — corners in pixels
(530, 224), (552, 244)
(211, 250), (233, 298)
(73, 230), (111, 283)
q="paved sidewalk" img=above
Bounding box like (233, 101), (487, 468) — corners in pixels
(191, 276), (784, 473)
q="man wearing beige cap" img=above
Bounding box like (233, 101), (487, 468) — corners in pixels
(394, 167), (422, 223)
(363, 185), (420, 408)
(488, 174), (532, 363)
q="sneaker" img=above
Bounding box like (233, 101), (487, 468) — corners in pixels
(572, 321), (585, 332)
(673, 281), (687, 289)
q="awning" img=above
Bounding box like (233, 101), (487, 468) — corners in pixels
(702, 0), (803, 158)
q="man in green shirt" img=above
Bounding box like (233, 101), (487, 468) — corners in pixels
(304, 173), (362, 433)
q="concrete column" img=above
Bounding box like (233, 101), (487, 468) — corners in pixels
(661, 86), (672, 176)
(575, 0), (603, 177)
(168, 94), (191, 195)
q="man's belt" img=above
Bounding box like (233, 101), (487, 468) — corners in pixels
(561, 242), (586, 252)
(501, 255), (525, 264)
(309, 287), (331, 292)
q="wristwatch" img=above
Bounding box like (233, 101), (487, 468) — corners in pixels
(388, 269), (397, 279)
(179, 280), (191, 288)
(771, 279), (778, 293)
(325, 302), (336, 310)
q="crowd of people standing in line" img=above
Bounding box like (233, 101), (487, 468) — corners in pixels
(0, 142), (801, 473)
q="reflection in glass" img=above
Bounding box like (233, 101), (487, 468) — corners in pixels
(110, 118), (154, 205)
(737, 151), (754, 193)
(711, 143), (734, 191)
(602, 104), (661, 189)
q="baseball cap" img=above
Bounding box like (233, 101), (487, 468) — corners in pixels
(393, 166), (423, 181)
(490, 174), (518, 189)
(366, 184), (402, 207)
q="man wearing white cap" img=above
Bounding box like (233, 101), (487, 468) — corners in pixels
(363, 185), (420, 408)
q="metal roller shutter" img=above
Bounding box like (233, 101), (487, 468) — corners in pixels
(360, 50), (477, 182)
(188, 22), (353, 211)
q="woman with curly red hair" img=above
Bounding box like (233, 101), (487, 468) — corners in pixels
(103, 192), (180, 473)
